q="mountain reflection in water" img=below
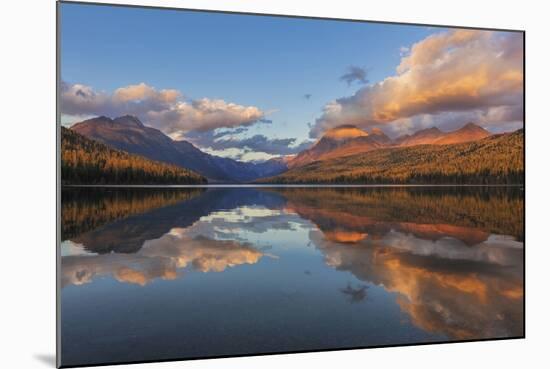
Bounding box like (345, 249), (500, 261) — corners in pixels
(60, 186), (524, 366)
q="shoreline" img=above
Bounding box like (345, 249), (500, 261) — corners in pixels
(61, 183), (526, 188)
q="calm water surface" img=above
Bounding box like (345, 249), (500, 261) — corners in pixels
(60, 186), (524, 366)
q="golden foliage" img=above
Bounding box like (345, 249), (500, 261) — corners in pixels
(61, 187), (204, 240)
(61, 127), (207, 185)
(273, 186), (524, 241)
(265, 130), (524, 184)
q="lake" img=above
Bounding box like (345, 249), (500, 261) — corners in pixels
(59, 186), (524, 366)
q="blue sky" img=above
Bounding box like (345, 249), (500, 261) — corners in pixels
(60, 3), (523, 161)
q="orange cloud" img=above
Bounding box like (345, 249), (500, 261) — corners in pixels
(311, 30), (523, 137)
(113, 82), (180, 103)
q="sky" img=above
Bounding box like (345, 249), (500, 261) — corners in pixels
(60, 2), (524, 162)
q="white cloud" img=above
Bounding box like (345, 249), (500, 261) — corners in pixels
(201, 147), (279, 162)
(61, 81), (266, 134)
(147, 98), (264, 134)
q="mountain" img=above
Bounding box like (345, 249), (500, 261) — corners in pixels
(395, 123), (490, 146)
(288, 125), (390, 168)
(61, 127), (206, 185)
(259, 129), (524, 185)
(288, 123), (492, 169)
(394, 127), (444, 146)
(68, 116), (500, 184)
(431, 122), (491, 145)
(70, 115), (287, 182)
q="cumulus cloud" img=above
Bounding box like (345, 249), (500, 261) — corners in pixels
(339, 65), (369, 85)
(311, 30), (523, 137)
(61, 81), (266, 134)
(149, 98), (265, 134)
(61, 81), (179, 118)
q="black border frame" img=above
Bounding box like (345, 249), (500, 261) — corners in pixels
(56, 1), (526, 368)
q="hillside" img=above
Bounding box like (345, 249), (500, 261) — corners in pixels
(61, 127), (207, 185)
(261, 129), (524, 184)
(71, 115), (286, 182)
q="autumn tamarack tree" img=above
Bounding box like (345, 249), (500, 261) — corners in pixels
(263, 130), (524, 185)
(61, 127), (207, 185)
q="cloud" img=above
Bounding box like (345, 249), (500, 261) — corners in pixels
(61, 82), (179, 118)
(311, 30), (523, 137)
(148, 98), (265, 134)
(113, 83), (181, 104)
(201, 147), (280, 162)
(214, 134), (311, 155)
(193, 206), (308, 237)
(184, 128), (313, 159)
(61, 81), (266, 134)
(339, 65), (369, 85)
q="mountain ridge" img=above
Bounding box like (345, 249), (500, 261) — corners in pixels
(67, 115), (518, 185)
(70, 115), (287, 182)
(288, 122), (492, 168)
(61, 127), (207, 185)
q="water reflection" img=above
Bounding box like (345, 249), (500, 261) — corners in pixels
(277, 187), (523, 339)
(60, 186), (523, 365)
(340, 283), (370, 303)
(62, 232), (265, 287)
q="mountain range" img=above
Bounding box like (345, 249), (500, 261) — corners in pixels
(263, 129), (523, 184)
(65, 115), (522, 185)
(71, 116), (286, 183)
(287, 122), (491, 168)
